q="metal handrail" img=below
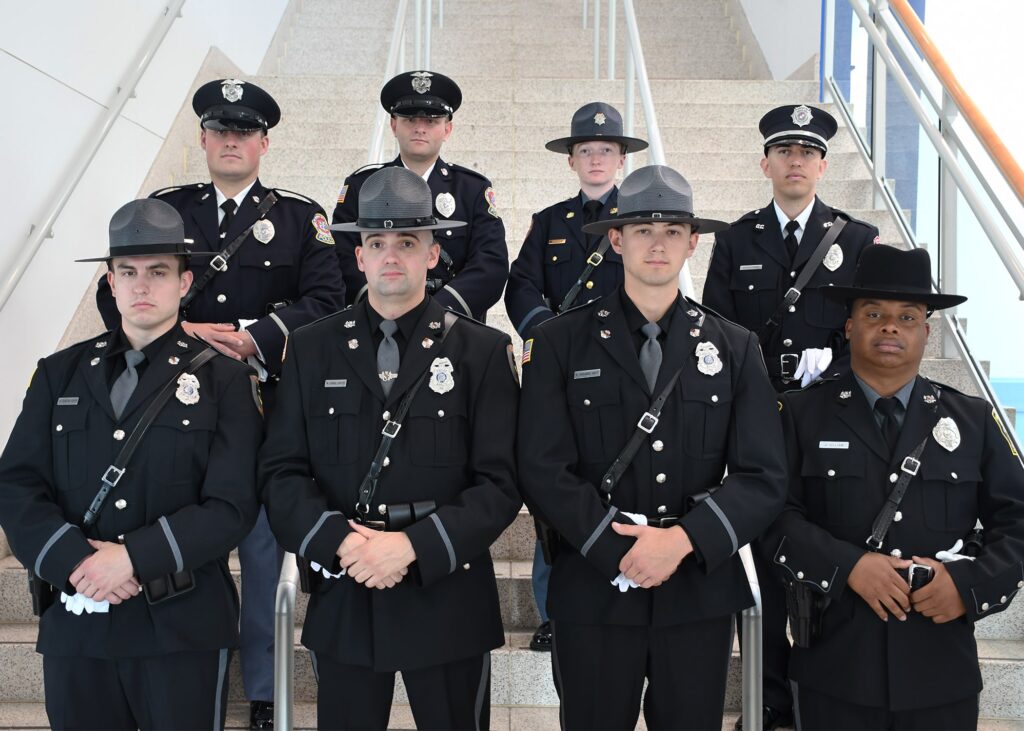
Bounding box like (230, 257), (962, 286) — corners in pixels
(0, 0), (186, 313)
(273, 553), (300, 731)
(739, 545), (764, 731)
(826, 75), (1023, 462)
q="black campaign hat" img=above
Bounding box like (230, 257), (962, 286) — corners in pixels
(192, 78), (281, 131)
(331, 167), (466, 233)
(759, 104), (838, 155)
(545, 102), (648, 154)
(77, 199), (213, 262)
(581, 165), (728, 235)
(380, 70), (462, 118)
(823, 246), (966, 310)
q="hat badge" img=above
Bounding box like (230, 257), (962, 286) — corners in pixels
(221, 79), (245, 103)
(791, 104), (813, 128)
(594, 112), (607, 126)
(411, 71), (433, 94)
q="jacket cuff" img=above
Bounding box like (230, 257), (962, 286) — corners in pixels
(771, 535), (864, 599)
(123, 516), (182, 583)
(246, 318), (286, 374)
(405, 513), (458, 586)
(949, 560), (1024, 621)
(300, 511), (350, 572)
(35, 523), (93, 592)
(578, 506), (635, 581)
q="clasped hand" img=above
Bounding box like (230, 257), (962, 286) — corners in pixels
(68, 540), (140, 604)
(337, 521), (415, 589)
(611, 522), (693, 588)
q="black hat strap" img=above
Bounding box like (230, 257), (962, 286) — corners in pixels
(356, 215), (438, 229)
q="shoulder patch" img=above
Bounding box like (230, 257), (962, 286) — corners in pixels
(312, 213), (335, 245)
(271, 188), (316, 205)
(484, 186), (499, 218)
(777, 399), (783, 412)
(149, 183), (204, 198)
(337, 184), (349, 205)
(522, 338), (534, 365)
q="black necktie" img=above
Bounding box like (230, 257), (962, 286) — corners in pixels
(219, 199), (237, 240)
(583, 200), (602, 226)
(874, 397), (902, 454)
(784, 219), (800, 263)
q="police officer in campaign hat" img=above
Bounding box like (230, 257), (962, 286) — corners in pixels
(504, 101), (647, 653)
(331, 70), (509, 321)
(517, 165), (787, 730)
(0, 199), (261, 730)
(96, 78), (346, 729)
(261, 167), (521, 730)
(703, 103), (880, 730)
(765, 245), (1024, 730)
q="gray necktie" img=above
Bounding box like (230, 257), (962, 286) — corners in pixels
(377, 320), (399, 396)
(640, 322), (662, 393)
(110, 350), (145, 419)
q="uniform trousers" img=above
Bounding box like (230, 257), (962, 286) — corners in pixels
(793, 682), (979, 731)
(531, 538), (551, 624)
(310, 650), (491, 730)
(43, 648), (231, 730)
(551, 615), (733, 731)
(238, 506), (284, 702)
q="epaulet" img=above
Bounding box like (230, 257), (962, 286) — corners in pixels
(446, 162), (491, 184)
(150, 182), (206, 198)
(828, 206), (873, 229)
(928, 379), (970, 399)
(291, 305), (356, 336)
(684, 296), (726, 321)
(349, 162), (386, 177)
(270, 188), (316, 205)
(71, 330), (115, 350)
(556, 298), (601, 318)
(733, 208), (762, 225)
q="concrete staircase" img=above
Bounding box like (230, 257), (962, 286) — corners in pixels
(1, 0), (1020, 727)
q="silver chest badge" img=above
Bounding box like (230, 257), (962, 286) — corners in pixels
(176, 373), (200, 406)
(221, 79), (245, 103)
(429, 357), (455, 394)
(792, 104), (814, 127)
(933, 417), (961, 452)
(695, 341), (723, 376)
(823, 243), (843, 272)
(411, 71), (433, 94)
(436, 192), (456, 218)
(253, 219), (276, 244)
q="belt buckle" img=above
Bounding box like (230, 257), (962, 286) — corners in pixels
(637, 411), (659, 433)
(381, 420), (402, 438)
(102, 465), (125, 487)
(210, 254), (229, 272)
(901, 456), (921, 476)
(865, 535), (884, 550)
(586, 252), (604, 267)
(780, 353), (799, 381)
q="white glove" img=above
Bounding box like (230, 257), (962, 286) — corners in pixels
(609, 512), (648, 592)
(60, 592), (110, 615)
(794, 347), (833, 388)
(238, 319), (269, 382)
(310, 560), (346, 579)
(936, 538), (976, 563)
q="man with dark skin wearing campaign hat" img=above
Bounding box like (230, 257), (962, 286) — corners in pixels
(331, 70), (509, 321)
(504, 101), (647, 653)
(517, 165), (787, 729)
(703, 103), (881, 730)
(261, 167), (520, 730)
(0, 199), (261, 730)
(94, 78), (346, 729)
(763, 245), (1024, 730)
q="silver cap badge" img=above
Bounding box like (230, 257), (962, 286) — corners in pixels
(594, 112), (607, 126)
(221, 79), (245, 103)
(411, 71), (433, 94)
(792, 104), (814, 127)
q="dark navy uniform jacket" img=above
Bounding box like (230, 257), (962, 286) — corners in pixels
(331, 156), (509, 320)
(0, 325), (261, 657)
(505, 189), (624, 339)
(96, 179), (346, 375)
(259, 297), (521, 671)
(703, 197), (878, 387)
(765, 372), (1024, 710)
(517, 289), (787, 626)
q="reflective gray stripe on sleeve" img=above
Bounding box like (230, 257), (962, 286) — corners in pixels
(429, 513), (457, 573)
(705, 497), (739, 555)
(443, 284), (473, 317)
(35, 523), (74, 575)
(299, 511), (343, 558)
(269, 311), (289, 337)
(158, 516), (184, 573)
(581, 506), (616, 558)
(474, 652), (491, 731)
(212, 647), (229, 730)
(516, 306), (551, 337)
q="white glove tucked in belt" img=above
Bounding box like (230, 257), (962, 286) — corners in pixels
(794, 347), (833, 388)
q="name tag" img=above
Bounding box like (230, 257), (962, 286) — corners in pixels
(739, 264), (763, 271)
(547, 238), (567, 245)
(324, 379), (347, 388)
(819, 441), (849, 450)
(574, 369), (601, 380)
(57, 397), (79, 406)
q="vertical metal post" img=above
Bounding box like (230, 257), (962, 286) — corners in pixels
(739, 544), (763, 731)
(624, 44), (636, 176)
(939, 90), (959, 357)
(438, 0), (444, 29)
(399, 27), (406, 73)
(583, 0), (589, 29)
(822, 0), (836, 103)
(606, 0), (617, 79)
(593, 0), (601, 79)
(414, 0), (423, 68)
(273, 554), (300, 731)
(424, 0), (432, 69)
(870, 1), (887, 209)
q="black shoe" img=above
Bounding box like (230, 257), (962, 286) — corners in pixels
(734, 705), (794, 730)
(250, 700), (274, 730)
(529, 621), (552, 651)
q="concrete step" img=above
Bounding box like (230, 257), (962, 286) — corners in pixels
(297, 0), (731, 21)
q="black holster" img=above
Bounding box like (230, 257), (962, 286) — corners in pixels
(964, 528), (984, 558)
(142, 569), (195, 605)
(785, 581), (831, 648)
(28, 570), (57, 617)
(384, 500), (437, 532)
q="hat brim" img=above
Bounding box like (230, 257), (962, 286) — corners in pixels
(764, 136), (828, 154)
(331, 220), (467, 234)
(76, 243), (216, 263)
(545, 135), (649, 154)
(582, 214), (729, 235)
(822, 285), (967, 310)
